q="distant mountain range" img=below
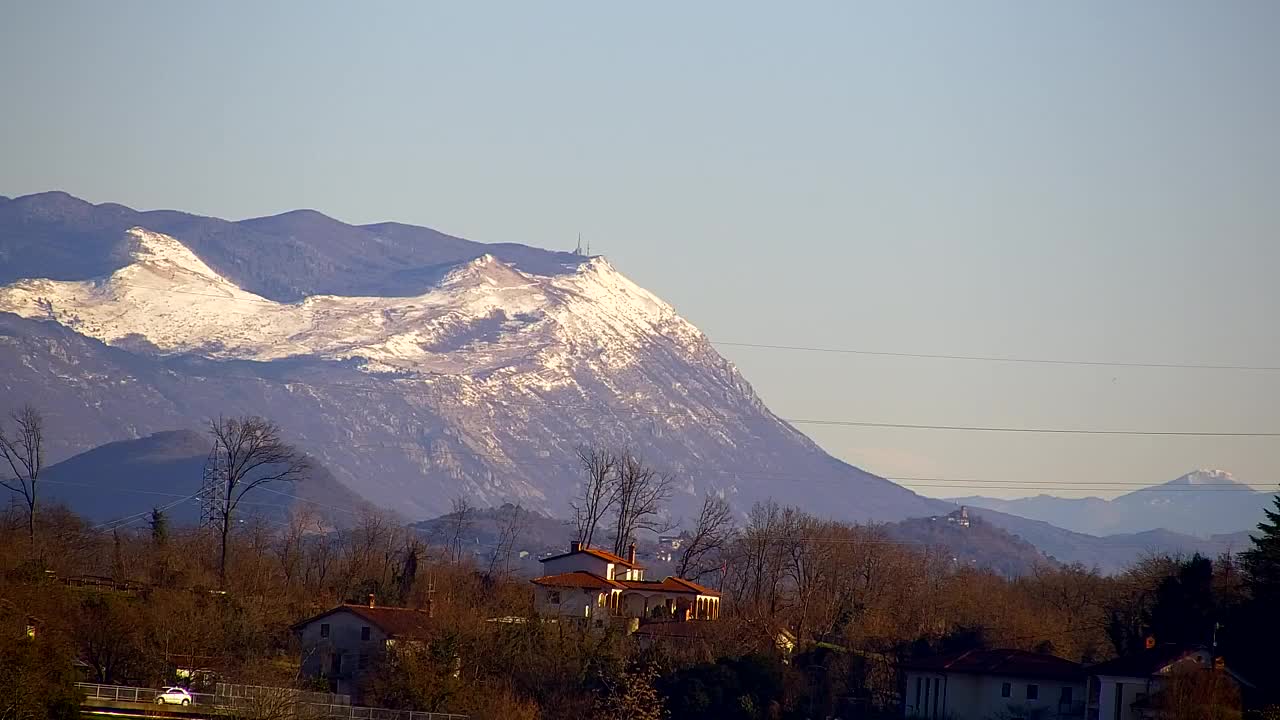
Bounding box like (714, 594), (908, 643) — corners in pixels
(950, 470), (1276, 538)
(0, 192), (1269, 575)
(32, 431), (1258, 575)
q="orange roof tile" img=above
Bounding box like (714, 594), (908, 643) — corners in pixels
(539, 546), (643, 569)
(291, 604), (437, 640)
(531, 571), (624, 590)
(617, 577), (721, 597)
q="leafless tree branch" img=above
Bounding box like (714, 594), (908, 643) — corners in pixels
(0, 404), (44, 549)
(206, 415), (309, 585)
(570, 445), (618, 549)
(676, 493), (736, 580)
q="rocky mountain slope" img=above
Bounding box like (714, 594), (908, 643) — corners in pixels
(0, 191), (940, 522)
(0, 192), (1263, 574)
(951, 470), (1276, 537)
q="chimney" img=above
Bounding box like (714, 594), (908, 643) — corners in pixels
(571, 541), (582, 553)
(368, 593), (376, 609)
(628, 542), (637, 565)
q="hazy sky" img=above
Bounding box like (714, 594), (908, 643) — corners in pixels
(3, 1), (1278, 500)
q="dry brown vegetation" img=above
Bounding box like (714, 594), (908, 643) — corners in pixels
(1, 423), (1275, 720)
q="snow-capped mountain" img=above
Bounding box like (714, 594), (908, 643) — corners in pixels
(951, 469), (1275, 538)
(2, 191), (1262, 572)
(0, 225), (701, 375)
(0, 191), (941, 521)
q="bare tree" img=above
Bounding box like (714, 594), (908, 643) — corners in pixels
(205, 415), (309, 585)
(676, 493), (736, 580)
(1152, 665), (1242, 720)
(488, 503), (526, 579)
(447, 495), (475, 564)
(610, 451), (673, 558)
(0, 404), (43, 549)
(276, 506), (321, 588)
(570, 445), (618, 549)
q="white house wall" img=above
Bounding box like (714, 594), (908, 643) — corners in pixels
(542, 554), (613, 579)
(903, 671), (1085, 720)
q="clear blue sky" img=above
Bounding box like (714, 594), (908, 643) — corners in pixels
(3, 1), (1278, 499)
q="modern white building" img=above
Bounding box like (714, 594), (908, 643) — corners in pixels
(901, 649), (1086, 720)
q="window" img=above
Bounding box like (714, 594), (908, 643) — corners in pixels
(361, 626), (371, 641)
(1001, 682), (1012, 698)
(1060, 687), (1073, 705)
(1026, 684), (1039, 701)
(548, 590), (561, 604)
(915, 678), (922, 712)
(320, 623), (330, 639)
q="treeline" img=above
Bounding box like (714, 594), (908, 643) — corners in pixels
(6, 495), (1279, 719)
(3, 412), (1280, 719)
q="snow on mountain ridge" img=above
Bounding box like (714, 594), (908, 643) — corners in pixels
(0, 226), (701, 382)
(1165, 469), (1240, 486)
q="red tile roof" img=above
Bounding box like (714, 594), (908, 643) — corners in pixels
(540, 546), (643, 569)
(902, 649), (1084, 681)
(291, 604), (436, 640)
(617, 577), (721, 597)
(531, 571), (624, 590)
(668, 577), (721, 597)
(1087, 645), (1206, 679)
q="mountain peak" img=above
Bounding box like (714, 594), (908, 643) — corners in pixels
(1165, 469), (1246, 487)
(438, 253), (530, 289)
(238, 208), (351, 236)
(10, 190), (99, 219)
(124, 226), (226, 280)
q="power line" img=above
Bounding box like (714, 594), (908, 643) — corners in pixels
(96, 369), (1280, 439)
(340, 442), (1274, 494)
(712, 341), (1280, 372)
(787, 418), (1280, 438)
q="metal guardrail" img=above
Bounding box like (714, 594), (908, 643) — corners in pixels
(75, 683), (466, 720)
(307, 705), (467, 720)
(79, 683), (160, 703)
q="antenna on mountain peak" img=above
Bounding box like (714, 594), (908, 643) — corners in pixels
(574, 233), (584, 256)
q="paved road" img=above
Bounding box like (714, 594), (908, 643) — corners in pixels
(75, 683), (466, 720)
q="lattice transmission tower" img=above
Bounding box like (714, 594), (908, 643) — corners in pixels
(200, 440), (226, 531)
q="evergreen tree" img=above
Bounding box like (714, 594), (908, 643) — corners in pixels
(149, 506), (168, 547)
(1241, 496), (1280, 599)
(1149, 554), (1216, 647)
(1226, 495), (1280, 702)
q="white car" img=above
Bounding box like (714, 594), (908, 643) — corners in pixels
(155, 687), (194, 706)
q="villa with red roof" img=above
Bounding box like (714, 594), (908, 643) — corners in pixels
(531, 541), (721, 628)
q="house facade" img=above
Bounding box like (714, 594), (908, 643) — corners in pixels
(531, 541), (720, 628)
(1086, 645), (1249, 720)
(902, 649), (1086, 720)
(292, 597), (435, 696)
